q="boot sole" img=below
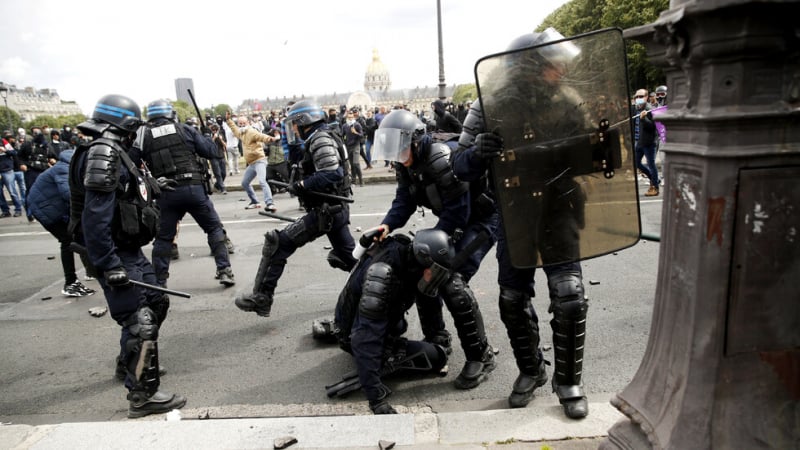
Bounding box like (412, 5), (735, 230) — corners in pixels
(235, 299), (271, 317)
(128, 396), (187, 419)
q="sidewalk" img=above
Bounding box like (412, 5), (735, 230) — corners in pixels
(1, 394), (620, 449)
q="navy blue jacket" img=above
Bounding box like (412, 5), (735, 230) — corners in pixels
(28, 149), (74, 226)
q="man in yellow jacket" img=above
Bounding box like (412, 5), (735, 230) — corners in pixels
(226, 111), (280, 211)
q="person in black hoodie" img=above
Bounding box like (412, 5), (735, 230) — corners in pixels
(431, 99), (462, 133)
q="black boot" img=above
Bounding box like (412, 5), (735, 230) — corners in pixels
(454, 345), (496, 389)
(508, 357), (548, 408)
(127, 389), (187, 418)
(235, 292), (273, 317)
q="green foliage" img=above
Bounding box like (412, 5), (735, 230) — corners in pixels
(213, 104), (231, 117)
(173, 100), (195, 124)
(538, 0), (670, 93)
(24, 113), (87, 132)
(0, 106), (23, 133)
(452, 84), (477, 105)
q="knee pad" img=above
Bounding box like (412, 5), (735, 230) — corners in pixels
(127, 307), (160, 341)
(441, 273), (473, 313)
(498, 287), (528, 316)
(284, 218), (314, 246)
(147, 294), (170, 326)
(262, 230), (279, 258)
(547, 272), (588, 319)
(359, 262), (395, 320)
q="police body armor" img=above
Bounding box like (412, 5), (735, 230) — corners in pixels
(142, 121), (207, 186)
(300, 128), (351, 209)
(475, 28), (639, 268)
(69, 137), (160, 250)
(400, 140), (468, 214)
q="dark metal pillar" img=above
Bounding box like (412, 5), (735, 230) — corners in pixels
(601, 1), (800, 448)
(436, 0), (447, 100)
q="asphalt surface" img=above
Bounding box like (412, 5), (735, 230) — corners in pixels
(0, 163), (665, 449)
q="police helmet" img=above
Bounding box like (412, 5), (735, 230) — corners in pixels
(506, 27), (580, 67)
(284, 100), (326, 143)
(412, 229), (454, 269)
(90, 94), (142, 133)
(655, 85), (667, 95)
(146, 99), (175, 121)
(286, 100), (326, 128)
(371, 109), (426, 165)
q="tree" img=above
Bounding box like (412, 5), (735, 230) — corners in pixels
(0, 107), (23, 133)
(538, 0), (669, 93)
(452, 84), (477, 105)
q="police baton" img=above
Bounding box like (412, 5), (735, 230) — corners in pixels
(68, 243), (192, 298)
(270, 180), (354, 204)
(258, 210), (298, 223)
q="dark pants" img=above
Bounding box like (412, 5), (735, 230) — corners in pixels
(151, 184), (230, 284)
(97, 248), (167, 390)
(261, 206), (356, 294)
(210, 158), (226, 192)
(40, 220), (91, 286)
(347, 145), (363, 185)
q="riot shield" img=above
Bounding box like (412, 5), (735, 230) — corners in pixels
(476, 28), (640, 268)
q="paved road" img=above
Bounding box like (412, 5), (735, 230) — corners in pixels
(0, 171), (664, 427)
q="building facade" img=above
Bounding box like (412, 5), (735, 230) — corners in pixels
(238, 49), (457, 118)
(0, 83), (83, 122)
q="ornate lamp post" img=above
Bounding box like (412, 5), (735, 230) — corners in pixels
(436, 0), (446, 100)
(601, 1), (800, 449)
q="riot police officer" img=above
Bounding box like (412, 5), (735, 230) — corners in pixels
(371, 109), (498, 390)
(451, 28), (590, 419)
(68, 94), (186, 418)
(131, 100), (235, 288)
(235, 100), (357, 317)
(328, 228), (450, 414)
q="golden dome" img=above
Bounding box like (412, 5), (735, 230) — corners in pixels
(364, 49), (391, 92)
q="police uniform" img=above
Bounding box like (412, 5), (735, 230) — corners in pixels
(69, 94), (186, 418)
(333, 231), (449, 414)
(131, 102), (234, 287)
(235, 100), (356, 318)
(373, 110), (499, 390)
(452, 64), (590, 417)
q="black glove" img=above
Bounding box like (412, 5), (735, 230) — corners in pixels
(286, 181), (305, 196)
(369, 399), (397, 415)
(156, 177), (177, 192)
(474, 132), (504, 160)
(200, 126), (211, 136)
(104, 267), (130, 287)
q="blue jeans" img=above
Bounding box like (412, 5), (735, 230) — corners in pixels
(0, 169), (22, 213)
(241, 159), (273, 205)
(635, 142), (659, 187)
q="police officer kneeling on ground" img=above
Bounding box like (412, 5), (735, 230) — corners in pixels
(235, 100), (357, 317)
(131, 100), (235, 288)
(328, 228), (450, 414)
(68, 94), (186, 418)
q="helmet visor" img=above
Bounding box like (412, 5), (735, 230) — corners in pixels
(283, 119), (301, 145)
(372, 127), (413, 164)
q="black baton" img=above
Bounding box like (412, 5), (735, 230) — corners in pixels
(271, 180), (354, 203)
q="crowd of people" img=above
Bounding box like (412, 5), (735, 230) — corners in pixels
(0, 25), (665, 422)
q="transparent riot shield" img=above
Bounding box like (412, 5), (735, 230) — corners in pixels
(475, 28), (640, 268)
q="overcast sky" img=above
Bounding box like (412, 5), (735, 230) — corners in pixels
(0, 0), (569, 115)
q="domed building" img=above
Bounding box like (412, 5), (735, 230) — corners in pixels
(242, 49), (456, 119)
(364, 49), (391, 93)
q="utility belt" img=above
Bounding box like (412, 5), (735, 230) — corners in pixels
(173, 172), (205, 186)
(29, 155), (49, 171)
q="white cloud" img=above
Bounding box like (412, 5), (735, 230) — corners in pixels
(0, 0), (569, 115)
